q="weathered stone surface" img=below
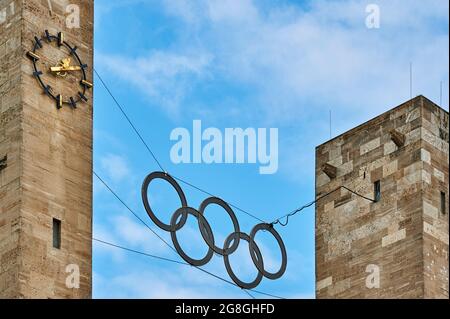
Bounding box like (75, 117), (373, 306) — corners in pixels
(1, 0), (93, 298)
(390, 130), (405, 147)
(317, 276), (333, 291)
(316, 96), (449, 299)
(382, 229), (406, 247)
(322, 163), (337, 179)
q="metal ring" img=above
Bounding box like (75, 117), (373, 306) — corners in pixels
(223, 232), (263, 289)
(198, 197), (241, 256)
(170, 207), (214, 267)
(141, 171), (289, 289)
(141, 171), (188, 232)
(249, 223), (287, 280)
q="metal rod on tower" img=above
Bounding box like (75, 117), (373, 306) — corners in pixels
(440, 81), (443, 107)
(47, 0), (53, 16)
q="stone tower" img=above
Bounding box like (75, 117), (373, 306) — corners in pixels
(0, 0), (93, 298)
(315, 96), (449, 298)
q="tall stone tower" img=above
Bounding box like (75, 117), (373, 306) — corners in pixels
(0, 0), (93, 298)
(315, 96), (449, 298)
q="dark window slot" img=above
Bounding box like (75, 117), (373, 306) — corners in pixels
(374, 180), (381, 202)
(441, 192), (446, 215)
(53, 218), (61, 249)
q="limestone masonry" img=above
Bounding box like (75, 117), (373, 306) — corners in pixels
(1, 0), (93, 298)
(316, 96), (449, 298)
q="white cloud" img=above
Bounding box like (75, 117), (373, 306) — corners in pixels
(111, 215), (172, 255)
(207, 0), (259, 23)
(93, 224), (126, 261)
(161, 0), (205, 25)
(200, 0), (448, 122)
(94, 266), (251, 299)
(97, 0), (448, 124)
(100, 153), (131, 183)
(97, 51), (213, 117)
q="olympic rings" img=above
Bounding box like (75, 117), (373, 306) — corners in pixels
(249, 223), (287, 280)
(141, 171), (288, 289)
(223, 232), (264, 289)
(198, 196), (240, 256)
(141, 171), (188, 232)
(170, 207), (214, 266)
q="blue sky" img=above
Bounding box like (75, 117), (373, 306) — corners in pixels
(92, 0), (449, 298)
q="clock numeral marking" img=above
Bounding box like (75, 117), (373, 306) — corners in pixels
(34, 36), (43, 48)
(70, 46), (78, 55)
(45, 30), (52, 42)
(81, 64), (88, 70)
(58, 32), (64, 46)
(56, 95), (63, 109)
(0, 155), (7, 172)
(69, 97), (77, 109)
(80, 80), (93, 89)
(78, 92), (88, 102)
(44, 85), (53, 96)
(33, 71), (43, 77)
(27, 51), (40, 61)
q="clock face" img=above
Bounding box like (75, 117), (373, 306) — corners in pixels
(27, 30), (93, 110)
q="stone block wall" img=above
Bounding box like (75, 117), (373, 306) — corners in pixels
(0, 0), (23, 299)
(315, 96), (449, 298)
(0, 0), (93, 298)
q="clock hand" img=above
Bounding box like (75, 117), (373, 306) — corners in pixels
(50, 65), (82, 72)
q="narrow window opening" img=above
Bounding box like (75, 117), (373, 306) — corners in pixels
(53, 218), (61, 249)
(374, 180), (381, 202)
(441, 192), (446, 215)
